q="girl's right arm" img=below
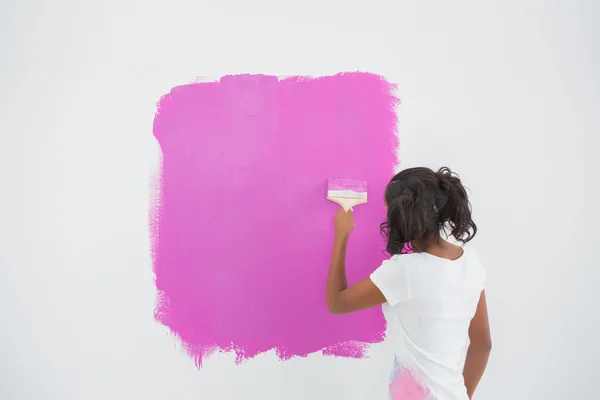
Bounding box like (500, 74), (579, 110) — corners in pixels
(463, 290), (492, 399)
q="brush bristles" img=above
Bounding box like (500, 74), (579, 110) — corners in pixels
(327, 177), (368, 193)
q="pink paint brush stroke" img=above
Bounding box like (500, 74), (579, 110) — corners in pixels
(151, 72), (399, 366)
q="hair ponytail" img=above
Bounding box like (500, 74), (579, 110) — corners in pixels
(435, 167), (477, 243)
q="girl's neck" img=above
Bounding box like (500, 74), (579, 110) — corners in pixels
(412, 235), (463, 260)
(412, 233), (444, 252)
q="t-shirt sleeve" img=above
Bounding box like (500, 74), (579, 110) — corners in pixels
(469, 247), (486, 292)
(478, 261), (486, 292)
(369, 258), (410, 306)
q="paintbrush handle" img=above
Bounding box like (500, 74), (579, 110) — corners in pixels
(327, 197), (368, 212)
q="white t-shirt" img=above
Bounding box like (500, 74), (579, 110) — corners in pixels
(370, 246), (485, 400)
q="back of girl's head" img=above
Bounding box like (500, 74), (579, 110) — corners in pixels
(381, 166), (477, 255)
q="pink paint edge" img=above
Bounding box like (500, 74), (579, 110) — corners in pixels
(149, 71), (400, 367)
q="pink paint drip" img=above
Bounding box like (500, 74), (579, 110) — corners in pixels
(151, 72), (399, 366)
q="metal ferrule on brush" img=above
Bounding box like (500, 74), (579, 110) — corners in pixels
(326, 189), (368, 200)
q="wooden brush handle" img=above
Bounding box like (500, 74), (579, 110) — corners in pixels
(328, 197), (368, 211)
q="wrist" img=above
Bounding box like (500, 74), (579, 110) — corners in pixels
(334, 231), (351, 242)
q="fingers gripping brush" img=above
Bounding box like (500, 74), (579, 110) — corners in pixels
(327, 178), (368, 211)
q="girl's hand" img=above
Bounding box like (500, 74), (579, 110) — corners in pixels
(334, 208), (356, 237)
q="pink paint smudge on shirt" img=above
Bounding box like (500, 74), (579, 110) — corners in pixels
(151, 72), (399, 366)
(390, 366), (432, 400)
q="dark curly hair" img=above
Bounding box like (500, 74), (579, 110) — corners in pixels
(380, 167), (477, 255)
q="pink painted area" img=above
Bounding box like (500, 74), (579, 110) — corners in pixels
(151, 72), (399, 366)
(390, 367), (432, 400)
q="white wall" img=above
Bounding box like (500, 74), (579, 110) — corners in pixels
(1, 0), (598, 399)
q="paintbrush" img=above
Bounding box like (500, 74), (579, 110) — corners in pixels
(327, 178), (368, 211)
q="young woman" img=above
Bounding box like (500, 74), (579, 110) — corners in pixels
(326, 167), (491, 400)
